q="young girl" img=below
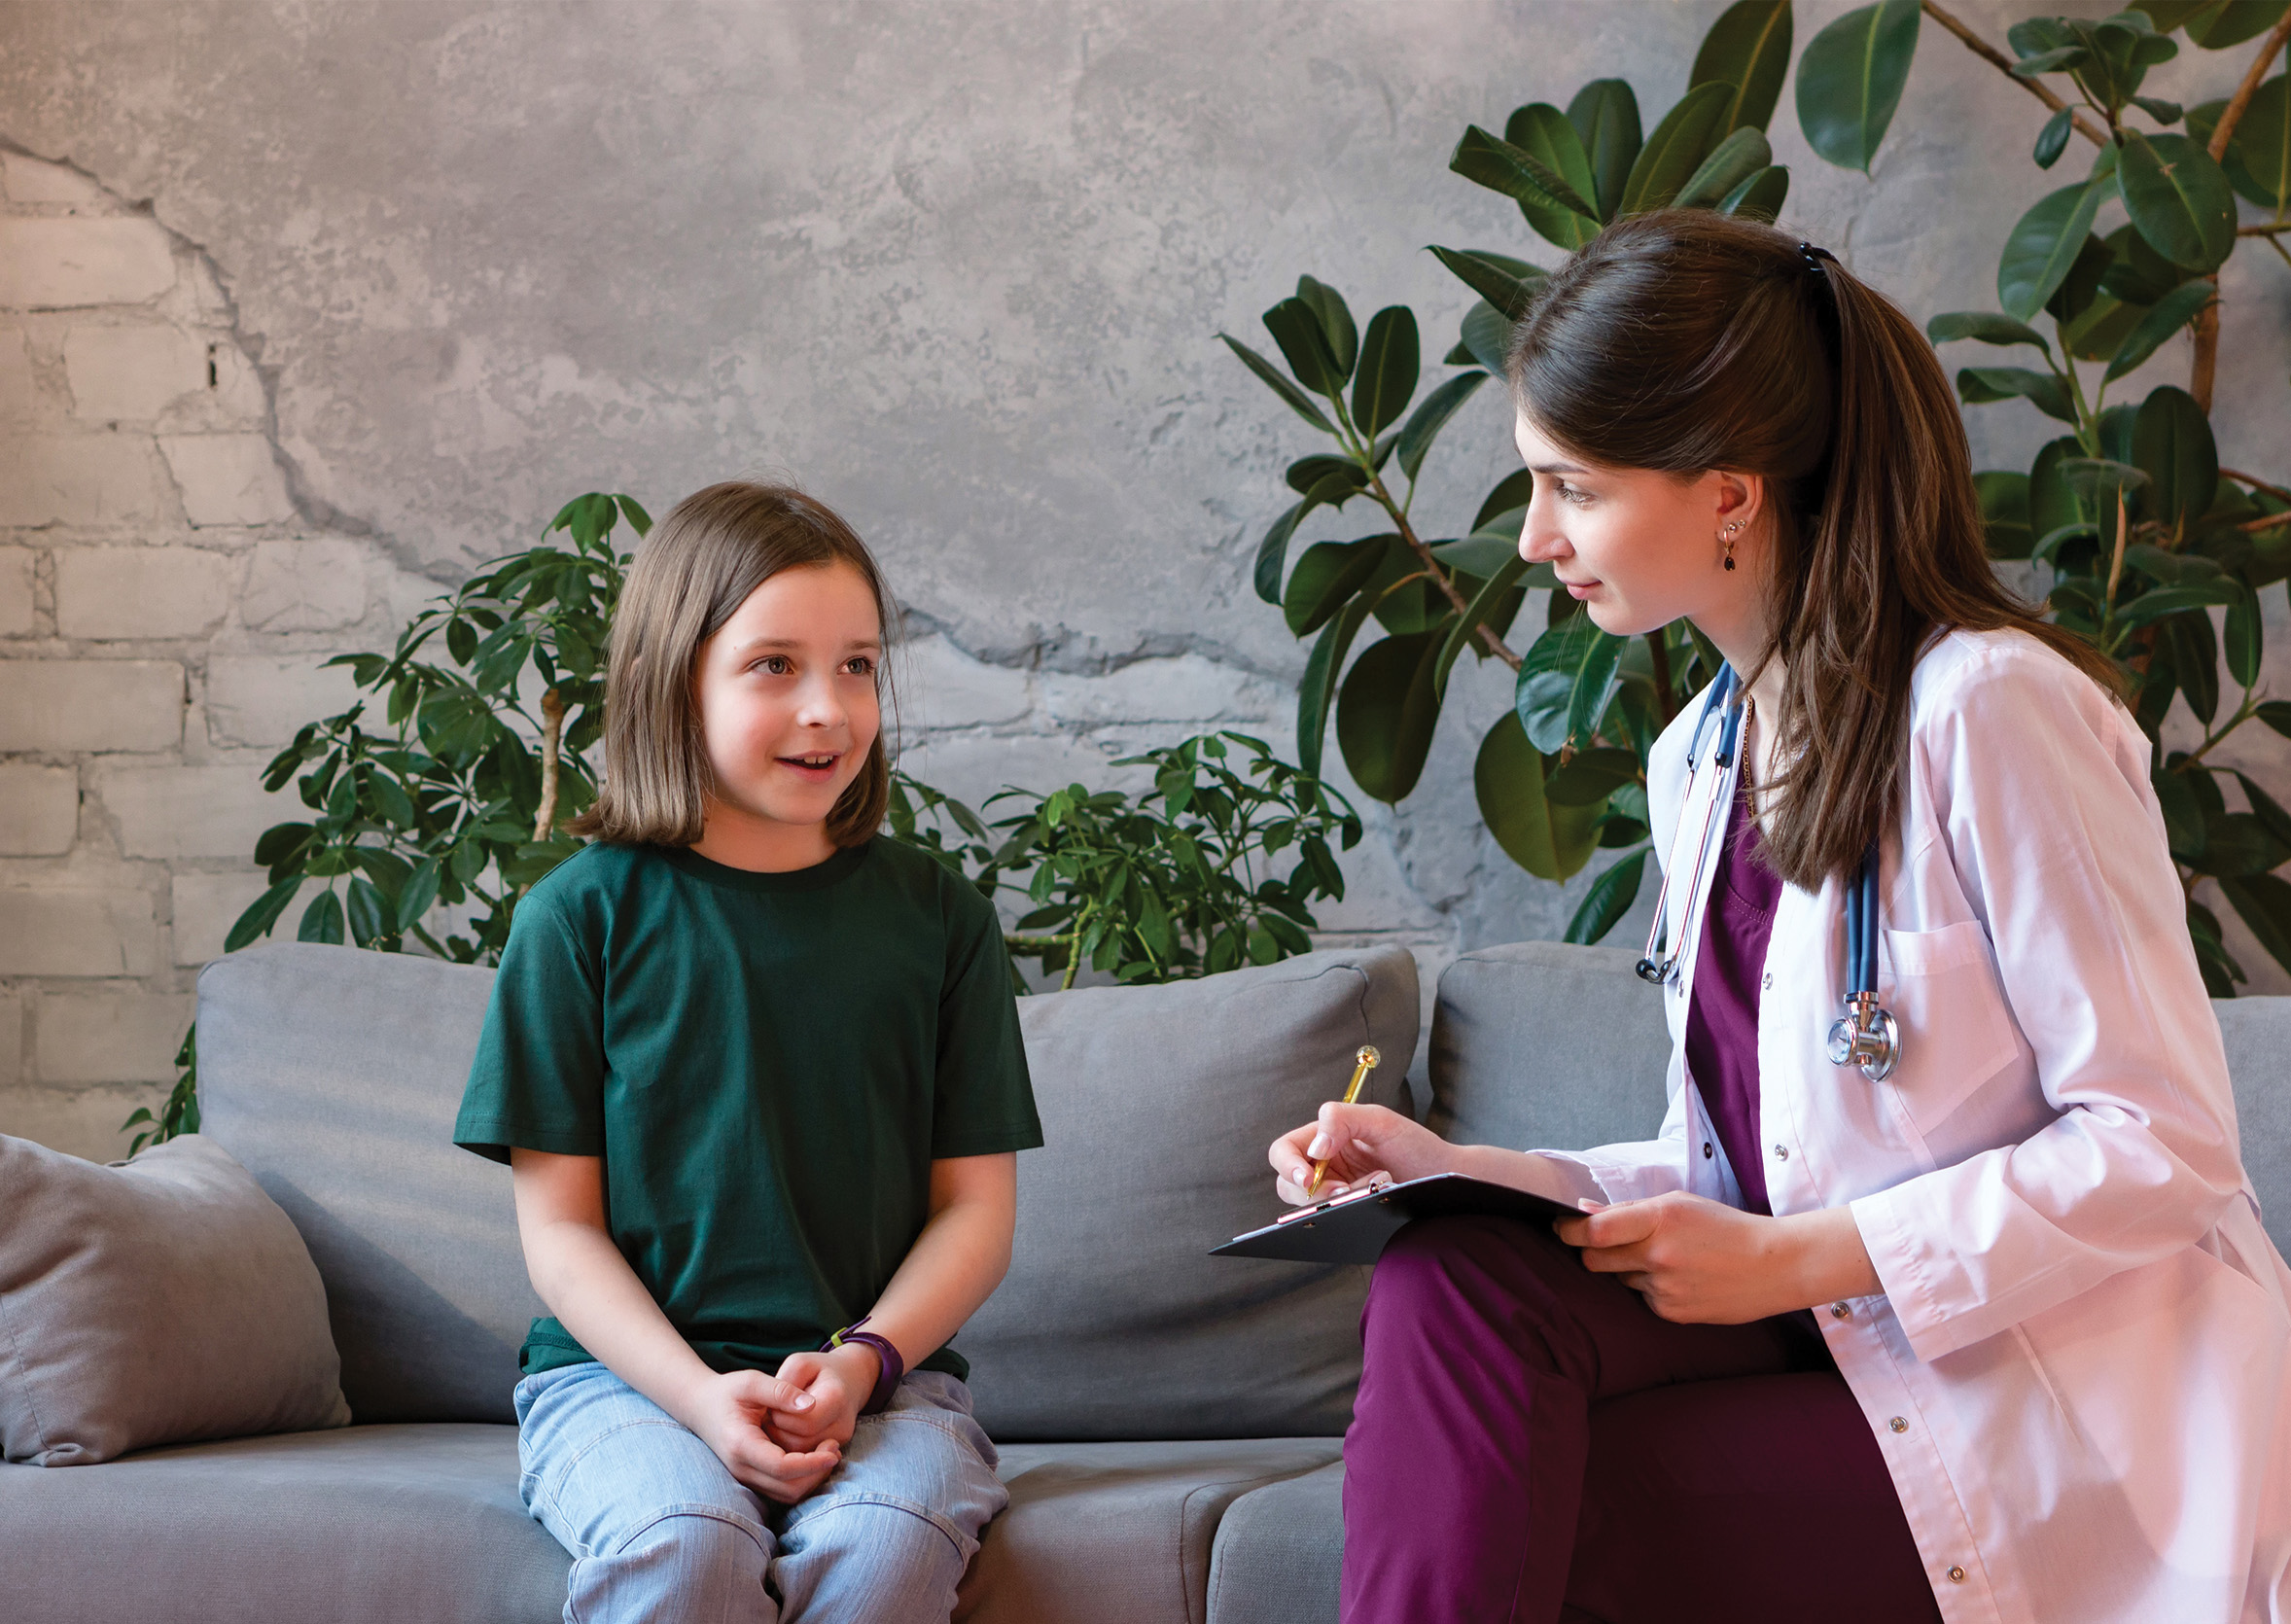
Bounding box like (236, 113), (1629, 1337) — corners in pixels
(454, 481), (1041, 1624)
(1270, 213), (2291, 1623)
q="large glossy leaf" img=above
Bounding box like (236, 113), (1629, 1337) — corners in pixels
(1285, 535), (1391, 637)
(298, 888), (346, 945)
(2229, 579), (2266, 687)
(2118, 131), (2238, 269)
(1565, 847), (1649, 944)
(2132, 384), (2220, 526)
(1353, 307), (1420, 441)
(1337, 629), (1448, 803)
(2235, 75), (2291, 211)
(1295, 277), (1358, 379)
(1975, 470), (2034, 557)
(225, 875), (302, 952)
(1263, 297), (1345, 396)
(1619, 82), (1736, 215)
(1997, 181), (2107, 320)
(1503, 103), (1604, 250)
(1475, 713), (1604, 880)
(1221, 335), (1336, 434)
(1673, 127), (1775, 210)
(1460, 300), (1513, 374)
(1434, 555), (1532, 700)
(1516, 612), (1624, 754)
(1692, 0), (1795, 134)
(2186, 0), (2291, 50)
(1297, 596), (1374, 778)
(2218, 871), (2291, 981)
(1928, 311), (2053, 353)
(1428, 246), (1545, 321)
(1796, 0), (1922, 173)
(1568, 79), (1642, 220)
(1396, 371), (1490, 482)
(1717, 164), (1791, 220)
(2105, 279), (2219, 379)
(1253, 497), (1313, 605)
(1956, 366), (2078, 423)
(1451, 125), (1602, 232)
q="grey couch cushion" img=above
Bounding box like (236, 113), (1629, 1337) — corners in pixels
(961, 947), (1418, 1441)
(0, 1133), (349, 1465)
(196, 943), (541, 1424)
(2214, 996), (2291, 1257)
(1427, 941), (1670, 1152)
(1206, 1459), (1343, 1624)
(959, 1437), (1342, 1624)
(0, 1424), (567, 1624)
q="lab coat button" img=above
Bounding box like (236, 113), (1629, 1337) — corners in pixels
(1888, 1416), (1909, 1433)
(1830, 1301), (1851, 1319)
(1761, 971), (1772, 989)
(1947, 1567), (1966, 1584)
(1773, 1144), (1788, 1160)
(1703, 1142), (1713, 1158)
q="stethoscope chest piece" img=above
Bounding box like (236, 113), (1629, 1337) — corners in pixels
(1826, 992), (1900, 1082)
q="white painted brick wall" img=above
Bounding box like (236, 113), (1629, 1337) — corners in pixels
(170, 870), (283, 966)
(0, 218), (176, 307)
(0, 890), (160, 977)
(95, 759), (298, 861)
(0, 765), (79, 855)
(63, 325), (209, 421)
(0, 332), (35, 420)
(54, 546), (235, 639)
(159, 433), (296, 526)
(0, 660), (184, 752)
(34, 988), (195, 1085)
(0, 433), (171, 525)
(0, 547), (32, 636)
(0, 995), (19, 1090)
(203, 654), (362, 747)
(240, 540), (368, 631)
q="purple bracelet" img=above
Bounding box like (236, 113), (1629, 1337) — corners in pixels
(818, 1318), (904, 1414)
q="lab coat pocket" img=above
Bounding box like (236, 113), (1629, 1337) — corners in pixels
(1877, 920), (2022, 1138)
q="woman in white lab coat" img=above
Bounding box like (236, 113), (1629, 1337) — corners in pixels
(1269, 210), (2291, 1624)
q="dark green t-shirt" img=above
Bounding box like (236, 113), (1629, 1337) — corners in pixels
(452, 836), (1041, 1382)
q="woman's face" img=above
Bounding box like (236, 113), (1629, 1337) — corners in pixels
(1513, 410), (1765, 646)
(690, 560), (883, 835)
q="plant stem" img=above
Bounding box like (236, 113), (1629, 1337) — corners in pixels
(2179, 691), (2260, 770)
(1363, 468), (1525, 671)
(2190, 12), (2291, 411)
(531, 687), (565, 843)
(2100, 488), (2132, 652)
(2225, 467), (2291, 504)
(2238, 223), (2291, 235)
(1919, 1), (2107, 147)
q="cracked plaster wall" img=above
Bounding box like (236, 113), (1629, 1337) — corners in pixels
(2, 0), (2290, 1158)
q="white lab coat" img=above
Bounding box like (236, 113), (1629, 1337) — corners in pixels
(1553, 627), (2291, 1622)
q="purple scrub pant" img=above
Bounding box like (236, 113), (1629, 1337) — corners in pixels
(1340, 1215), (1944, 1624)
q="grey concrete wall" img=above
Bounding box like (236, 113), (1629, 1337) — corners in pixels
(2, 0), (2288, 1157)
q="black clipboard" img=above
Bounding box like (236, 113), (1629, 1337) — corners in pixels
(1211, 1172), (1594, 1265)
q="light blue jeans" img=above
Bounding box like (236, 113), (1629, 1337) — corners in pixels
(513, 1361), (1007, 1624)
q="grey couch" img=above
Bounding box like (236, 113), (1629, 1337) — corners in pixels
(9, 937), (2291, 1624)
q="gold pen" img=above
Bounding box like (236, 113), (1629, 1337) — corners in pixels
(1303, 1044), (1381, 1200)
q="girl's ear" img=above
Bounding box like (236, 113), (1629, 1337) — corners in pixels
(1712, 470), (1765, 534)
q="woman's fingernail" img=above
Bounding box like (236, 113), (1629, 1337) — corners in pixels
(791, 1394), (814, 1409)
(1306, 1135), (1331, 1158)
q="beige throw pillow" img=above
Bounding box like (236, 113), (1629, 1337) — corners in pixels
(0, 1133), (350, 1465)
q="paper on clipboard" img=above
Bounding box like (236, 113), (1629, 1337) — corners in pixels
(1211, 1168), (1603, 1265)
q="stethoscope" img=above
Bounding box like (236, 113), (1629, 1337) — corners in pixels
(1635, 665), (1900, 1083)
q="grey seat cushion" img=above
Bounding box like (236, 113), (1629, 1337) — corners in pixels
(960, 1437), (1343, 1624)
(196, 943), (541, 1424)
(1427, 941), (1670, 1152)
(1207, 1459), (1343, 1624)
(962, 947), (1418, 1440)
(0, 1424), (567, 1624)
(2213, 996), (2291, 1257)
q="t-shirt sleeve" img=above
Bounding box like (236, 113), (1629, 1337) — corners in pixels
(930, 878), (1043, 1158)
(453, 892), (608, 1165)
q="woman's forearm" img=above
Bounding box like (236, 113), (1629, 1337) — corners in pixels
(1774, 1204), (1883, 1306)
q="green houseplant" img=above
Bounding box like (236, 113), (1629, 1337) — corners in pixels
(1225, 0), (2291, 993)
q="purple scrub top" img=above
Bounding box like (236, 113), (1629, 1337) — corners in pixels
(1682, 781), (1782, 1216)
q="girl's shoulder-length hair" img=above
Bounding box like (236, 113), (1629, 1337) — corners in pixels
(568, 479), (896, 850)
(1508, 209), (2119, 892)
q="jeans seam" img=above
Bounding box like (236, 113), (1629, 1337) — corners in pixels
(601, 1502), (773, 1561)
(780, 1489), (976, 1560)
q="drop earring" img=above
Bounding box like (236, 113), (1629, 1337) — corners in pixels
(1722, 520), (1740, 572)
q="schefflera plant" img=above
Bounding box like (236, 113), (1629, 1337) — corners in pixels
(1929, 3), (2291, 993)
(1221, 0), (1801, 944)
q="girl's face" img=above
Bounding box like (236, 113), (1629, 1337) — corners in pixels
(690, 560), (883, 846)
(1513, 410), (1765, 648)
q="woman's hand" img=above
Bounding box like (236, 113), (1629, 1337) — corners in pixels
(1553, 1193), (1881, 1324)
(1267, 1103), (1453, 1205)
(683, 1368), (843, 1504)
(765, 1342), (877, 1455)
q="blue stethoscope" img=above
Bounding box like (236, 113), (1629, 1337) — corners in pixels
(1635, 665), (1899, 1082)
